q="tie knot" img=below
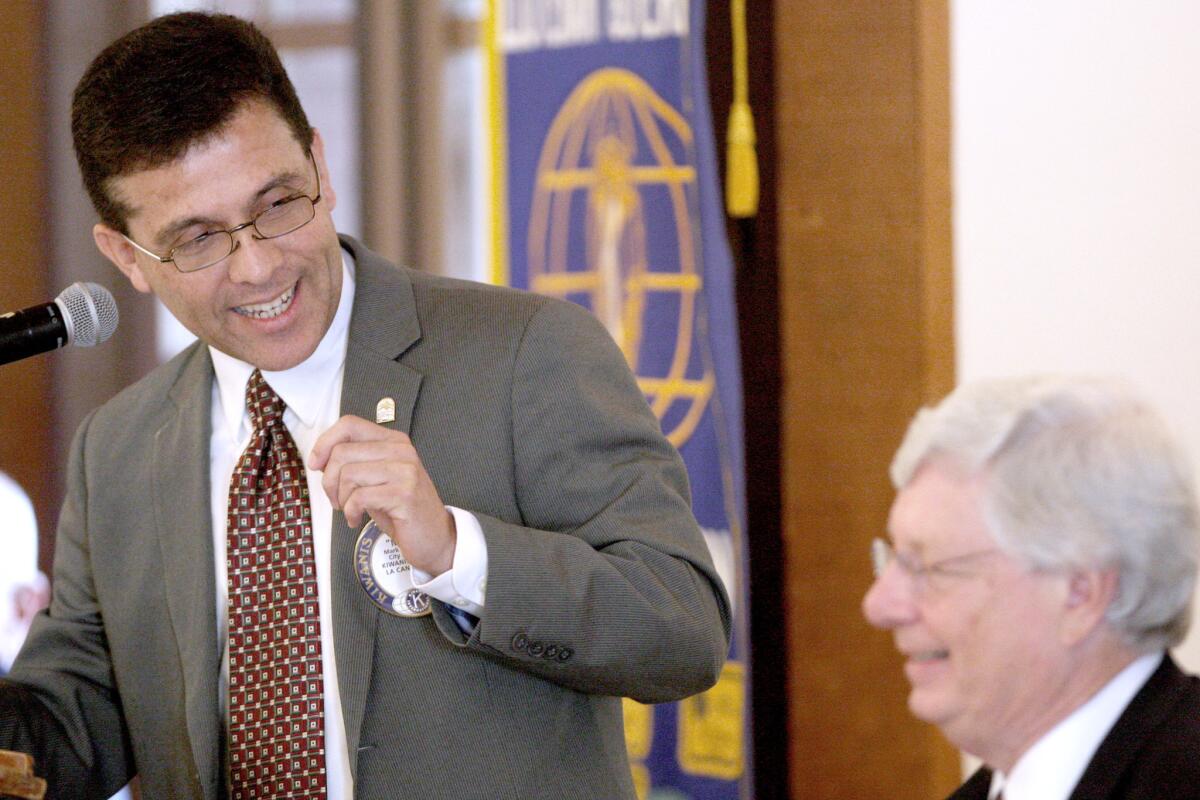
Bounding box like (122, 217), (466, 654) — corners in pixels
(245, 369), (285, 431)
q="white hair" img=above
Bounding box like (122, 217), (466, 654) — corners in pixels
(0, 471), (39, 591)
(892, 375), (1200, 651)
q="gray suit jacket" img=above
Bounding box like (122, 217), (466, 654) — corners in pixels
(1, 237), (730, 799)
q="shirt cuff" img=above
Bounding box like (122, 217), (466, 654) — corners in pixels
(409, 505), (487, 617)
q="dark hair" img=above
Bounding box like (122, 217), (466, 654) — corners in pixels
(71, 12), (313, 231)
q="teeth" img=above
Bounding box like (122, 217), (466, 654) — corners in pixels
(911, 650), (949, 662)
(235, 285), (295, 319)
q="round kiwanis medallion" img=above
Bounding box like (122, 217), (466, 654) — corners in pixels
(354, 519), (431, 618)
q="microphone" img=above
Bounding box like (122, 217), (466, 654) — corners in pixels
(0, 282), (119, 367)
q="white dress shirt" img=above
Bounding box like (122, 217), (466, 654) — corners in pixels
(989, 651), (1163, 800)
(207, 251), (487, 798)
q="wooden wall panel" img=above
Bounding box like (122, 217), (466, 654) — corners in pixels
(774, 1), (959, 797)
(0, 3), (52, 564)
(0, 1), (161, 571)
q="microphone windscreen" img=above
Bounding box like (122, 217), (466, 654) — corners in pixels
(56, 282), (119, 347)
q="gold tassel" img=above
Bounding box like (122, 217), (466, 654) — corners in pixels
(726, 0), (759, 218)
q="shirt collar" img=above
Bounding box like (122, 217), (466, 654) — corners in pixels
(211, 248), (356, 439)
(990, 651), (1163, 800)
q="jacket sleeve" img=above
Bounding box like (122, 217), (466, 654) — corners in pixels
(0, 410), (135, 799)
(435, 297), (732, 703)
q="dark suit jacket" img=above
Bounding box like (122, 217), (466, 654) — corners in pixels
(0, 237), (730, 799)
(948, 654), (1200, 800)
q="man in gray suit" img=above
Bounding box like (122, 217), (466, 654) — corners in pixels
(0, 12), (729, 799)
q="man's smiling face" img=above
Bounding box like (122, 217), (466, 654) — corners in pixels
(862, 460), (1074, 761)
(95, 98), (343, 372)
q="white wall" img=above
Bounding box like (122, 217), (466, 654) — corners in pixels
(953, 1), (1200, 671)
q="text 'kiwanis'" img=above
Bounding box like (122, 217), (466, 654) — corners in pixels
(503, 0), (689, 52)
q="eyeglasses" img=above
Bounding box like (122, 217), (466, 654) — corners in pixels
(871, 537), (1001, 595)
(123, 150), (323, 274)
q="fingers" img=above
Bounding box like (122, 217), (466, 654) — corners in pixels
(309, 415), (455, 575)
(313, 419), (413, 508)
(318, 442), (417, 513)
(335, 460), (421, 528)
(310, 414), (406, 470)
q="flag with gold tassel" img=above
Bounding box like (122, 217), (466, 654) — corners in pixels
(486, 2), (753, 797)
(725, 0), (758, 219)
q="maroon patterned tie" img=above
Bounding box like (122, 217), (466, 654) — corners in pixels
(226, 369), (327, 798)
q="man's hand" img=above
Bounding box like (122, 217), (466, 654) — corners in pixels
(310, 415), (456, 575)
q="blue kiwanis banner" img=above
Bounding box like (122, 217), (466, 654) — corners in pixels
(486, 2), (750, 797)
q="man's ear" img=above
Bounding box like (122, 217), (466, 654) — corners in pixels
(310, 128), (337, 213)
(1060, 567), (1120, 646)
(93, 223), (152, 294)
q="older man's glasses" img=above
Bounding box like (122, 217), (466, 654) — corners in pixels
(123, 150), (322, 274)
(870, 537), (1000, 594)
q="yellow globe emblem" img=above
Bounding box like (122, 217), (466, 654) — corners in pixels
(528, 67), (713, 448)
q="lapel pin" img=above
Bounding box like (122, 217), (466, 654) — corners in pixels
(375, 397), (396, 425)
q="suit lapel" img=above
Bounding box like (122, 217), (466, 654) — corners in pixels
(1068, 654), (1189, 800)
(330, 237), (424, 765)
(152, 344), (223, 799)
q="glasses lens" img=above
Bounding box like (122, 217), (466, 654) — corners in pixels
(871, 538), (891, 578)
(173, 232), (234, 273)
(255, 196), (316, 239)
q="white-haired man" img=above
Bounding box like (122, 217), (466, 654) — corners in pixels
(0, 473), (48, 676)
(863, 376), (1200, 800)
